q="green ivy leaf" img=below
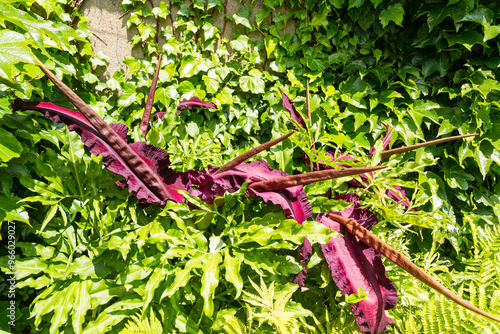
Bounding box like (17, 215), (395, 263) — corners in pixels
(474, 146), (492, 179)
(0, 30), (32, 78)
(0, 128), (23, 162)
(230, 35), (249, 52)
(379, 3), (404, 28)
(239, 69), (265, 94)
(483, 23), (500, 42)
(427, 1), (468, 30)
(348, 0), (364, 9)
(256, 8), (271, 27)
(233, 6), (252, 30)
(264, 35), (277, 58)
(117, 83), (138, 107)
(152, 1), (169, 19)
(177, 81), (195, 94)
(444, 164), (474, 190)
(35, 0), (56, 18)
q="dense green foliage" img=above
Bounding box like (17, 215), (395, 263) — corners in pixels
(1, 0), (500, 333)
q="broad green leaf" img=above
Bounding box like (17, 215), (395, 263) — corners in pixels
(162, 255), (204, 298)
(239, 69), (265, 94)
(230, 35), (249, 52)
(72, 280), (92, 334)
(177, 81), (195, 94)
(15, 258), (48, 280)
(0, 30), (32, 79)
(446, 30), (482, 50)
(264, 35), (278, 58)
(0, 195), (29, 231)
(379, 3), (404, 28)
(276, 220), (339, 244)
(233, 6), (252, 30)
(89, 280), (127, 307)
(224, 249), (243, 298)
(39, 204), (58, 233)
(67, 256), (110, 280)
(143, 266), (167, 310)
(256, 8), (271, 27)
(203, 22), (217, 39)
(117, 83), (138, 107)
(427, 1), (468, 30)
(412, 52), (449, 77)
(35, 0), (57, 18)
(348, 0), (364, 9)
(83, 299), (142, 334)
(483, 23), (500, 42)
(50, 281), (78, 334)
(0, 128), (23, 162)
(201, 252), (222, 317)
(474, 147), (492, 179)
(444, 164), (474, 190)
(460, 8), (494, 24)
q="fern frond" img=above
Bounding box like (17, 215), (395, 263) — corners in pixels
(235, 278), (309, 334)
(418, 281), (500, 334)
(404, 313), (422, 333)
(477, 224), (500, 256)
(119, 309), (163, 334)
(224, 314), (247, 334)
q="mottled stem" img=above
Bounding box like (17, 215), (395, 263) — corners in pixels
(140, 54), (162, 138)
(215, 131), (295, 175)
(33, 54), (175, 202)
(328, 213), (500, 323)
(248, 165), (387, 192)
(305, 79), (319, 171)
(380, 134), (477, 159)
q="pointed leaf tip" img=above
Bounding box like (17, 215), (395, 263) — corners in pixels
(141, 54), (162, 138)
(248, 165), (387, 192)
(214, 131), (295, 175)
(279, 87), (307, 130)
(380, 134), (477, 159)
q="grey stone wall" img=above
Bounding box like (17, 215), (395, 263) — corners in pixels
(80, 0), (295, 76)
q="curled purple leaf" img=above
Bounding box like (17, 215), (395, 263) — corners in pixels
(154, 111), (166, 121)
(12, 100), (183, 204)
(319, 221), (397, 334)
(385, 185), (416, 211)
(369, 127), (393, 155)
(177, 96), (217, 114)
(31, 55), (177, 203)
(329, 212), (500, 324)
(279, 88), (307, 130)
(294, 237), (312, 288)
(317, 196), (397, 333)
(210, 160), (313, 223)
(154, 97), (217, 121)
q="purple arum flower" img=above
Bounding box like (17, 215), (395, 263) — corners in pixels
(317, 194), (397, 333)
(154, 96), (218, 121)
(18, 56), (493, 334)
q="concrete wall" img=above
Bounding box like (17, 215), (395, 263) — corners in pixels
(80, 0), (295, 76)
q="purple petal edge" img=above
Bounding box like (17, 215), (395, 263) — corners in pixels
(279, 88), (307, 130)
(12, 100), (183, 204)
(317, 195), (397, 334)
(209, 160), (313, 224)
